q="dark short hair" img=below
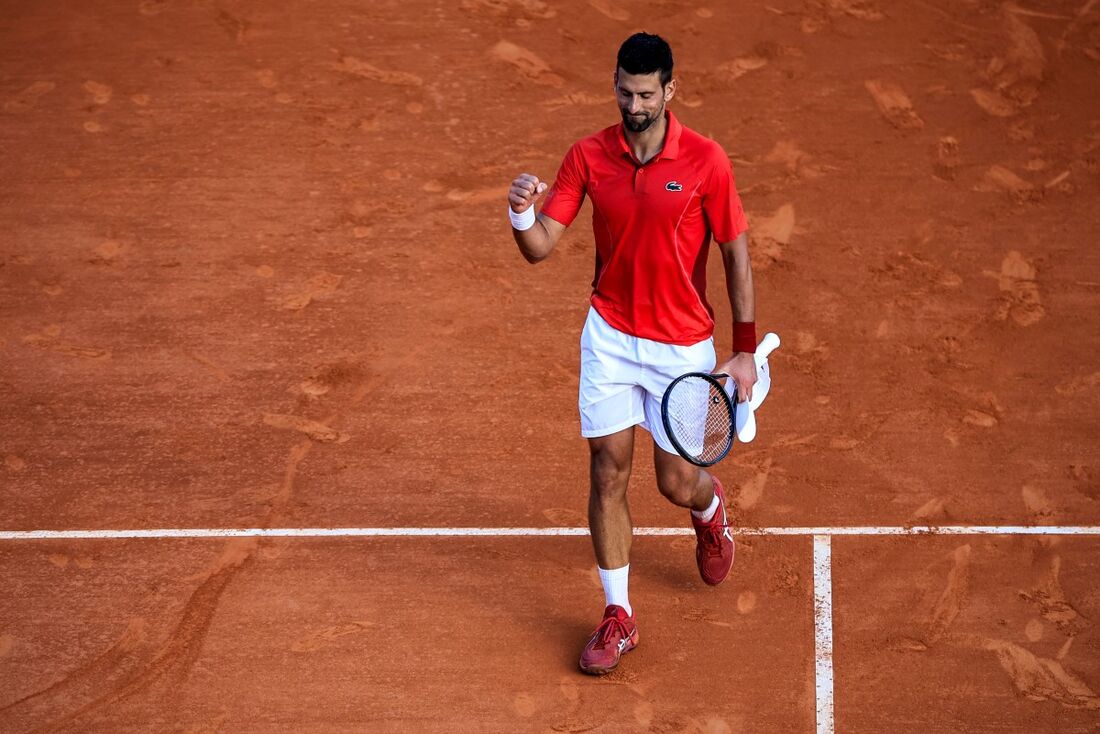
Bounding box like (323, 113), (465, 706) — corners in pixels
(616, 32), (674, 86)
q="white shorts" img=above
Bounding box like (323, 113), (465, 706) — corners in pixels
(579, 306), (716, 454)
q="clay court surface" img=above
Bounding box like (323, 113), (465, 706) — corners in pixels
(2, 0), (1099, 731)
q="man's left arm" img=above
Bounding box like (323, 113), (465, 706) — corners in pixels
(714, 231), (757, 403)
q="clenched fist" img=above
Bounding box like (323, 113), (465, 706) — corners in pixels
(509, 173), (548, 213)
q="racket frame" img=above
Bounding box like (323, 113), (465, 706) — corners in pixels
(660, 372), (737, 468)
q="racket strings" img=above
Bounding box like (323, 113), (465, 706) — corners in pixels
(664, 376), (734, 464)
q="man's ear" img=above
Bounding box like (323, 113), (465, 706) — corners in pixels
(664, 78), (677, 102)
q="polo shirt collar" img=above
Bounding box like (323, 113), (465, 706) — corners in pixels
(615, 109), (683, 162)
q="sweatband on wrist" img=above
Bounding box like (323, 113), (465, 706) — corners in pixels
(732, 321), (757, 354)
(508, 206), (536, 231)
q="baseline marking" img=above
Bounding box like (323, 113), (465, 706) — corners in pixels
(4, 523), (1097, 734)
(813, 534), (835, 734)
(1, 525), (1098, 540)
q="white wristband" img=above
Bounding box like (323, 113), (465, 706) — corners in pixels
(508, 205), (536, 231)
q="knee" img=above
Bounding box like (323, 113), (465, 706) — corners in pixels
(590, 452), (630, 501)
(657, 468), (702, 508)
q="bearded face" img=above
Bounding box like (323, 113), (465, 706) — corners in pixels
(615, 68), (673, 134)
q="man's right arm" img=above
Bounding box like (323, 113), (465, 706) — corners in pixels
(508, 172), (567, 264)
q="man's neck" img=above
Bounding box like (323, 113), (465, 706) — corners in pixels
(623, 112), (668, 165)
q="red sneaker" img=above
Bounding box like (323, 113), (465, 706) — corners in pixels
(692, 477), (735, 585)
(578, 605), (638, 675)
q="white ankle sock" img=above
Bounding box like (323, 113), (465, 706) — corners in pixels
(598, 564), (631, 616)
(692, 492), (720, 523)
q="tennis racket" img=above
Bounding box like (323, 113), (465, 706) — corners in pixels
(660, 371), (737, 467)
(661, 332), (782, 466)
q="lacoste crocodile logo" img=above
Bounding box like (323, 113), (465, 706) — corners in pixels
(665, 181), (683, 191)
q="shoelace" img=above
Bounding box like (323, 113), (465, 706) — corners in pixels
(699, 522), (731, 558)
(590, 615), (630, 650)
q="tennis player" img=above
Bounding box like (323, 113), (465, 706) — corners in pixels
(507, 32), (758, 675)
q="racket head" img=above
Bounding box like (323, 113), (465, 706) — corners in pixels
(660, 372), (737, 467)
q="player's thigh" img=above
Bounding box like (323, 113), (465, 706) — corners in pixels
(587, 426), (636, 494)
(579, 309), (647, 439)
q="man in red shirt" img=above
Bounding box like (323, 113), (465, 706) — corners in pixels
(508, 33), (758, 675)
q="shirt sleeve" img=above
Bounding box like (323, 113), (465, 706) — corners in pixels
(701, 147), (749, 243)
(539, 143), (587, 227)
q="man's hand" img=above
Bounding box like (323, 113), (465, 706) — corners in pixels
(508, 172), (566, 264)
(715, 352), (757, 403)
(509, 173), (548, 213)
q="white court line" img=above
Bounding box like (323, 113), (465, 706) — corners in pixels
(813, 535), (835, 734)
(1, 525), (1099, 540)
(4, 523), (1098, 733)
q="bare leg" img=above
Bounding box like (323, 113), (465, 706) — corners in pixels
(652, 442), (715, 511)
(654, 440), (735, 585)
(587, 427), (635, 570)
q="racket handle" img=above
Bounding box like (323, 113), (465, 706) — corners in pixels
(756, 332), (780, 359)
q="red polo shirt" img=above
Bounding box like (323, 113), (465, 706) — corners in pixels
(540, 110), (748, 345)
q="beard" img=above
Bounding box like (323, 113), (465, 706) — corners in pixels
(620, 102), (663, 133)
